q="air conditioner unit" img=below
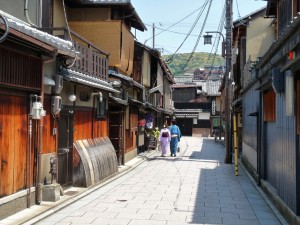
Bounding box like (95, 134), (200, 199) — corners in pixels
(52, 75), (63, 95)
(51, 96), (62, 115)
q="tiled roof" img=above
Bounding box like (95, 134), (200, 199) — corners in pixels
(60, 68), (120, 93)
(0, 10), (76, 57)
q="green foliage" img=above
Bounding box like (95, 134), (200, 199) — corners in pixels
(162, 52), (225, 77)
(148, 127), (160, 139)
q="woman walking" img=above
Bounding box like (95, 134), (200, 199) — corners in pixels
(169, 120), (181, 157)
(158, 123), (171, 157)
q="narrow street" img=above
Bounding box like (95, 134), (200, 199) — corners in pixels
(32, 136), (285, 225)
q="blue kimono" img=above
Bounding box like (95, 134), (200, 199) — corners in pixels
(169, 124), (181, 156)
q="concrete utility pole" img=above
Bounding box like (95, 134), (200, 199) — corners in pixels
(224, 0), (232, 164)
(152, 23), (155, 49)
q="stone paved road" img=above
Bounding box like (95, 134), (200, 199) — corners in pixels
(34, 137), (286, 225)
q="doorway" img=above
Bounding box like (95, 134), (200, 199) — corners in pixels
(57, 110), (74, 187)
(177, 118), (193, 136)
(109, 111), (124, 165)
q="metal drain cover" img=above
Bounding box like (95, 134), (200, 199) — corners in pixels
(64, 191), (79, 196)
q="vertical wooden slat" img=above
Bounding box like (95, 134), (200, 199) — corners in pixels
(0, 47), (42, 90)
(0, 96), (14, 196)
(13, 96), (27, 192)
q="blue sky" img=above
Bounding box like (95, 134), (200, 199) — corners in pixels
(131, 0), (267, 55)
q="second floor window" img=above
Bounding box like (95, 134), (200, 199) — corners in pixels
(263, 90), (276, 122)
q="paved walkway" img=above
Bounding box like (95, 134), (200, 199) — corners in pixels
(1, 137), (288, 225)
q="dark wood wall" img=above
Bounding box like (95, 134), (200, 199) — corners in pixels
(0, 46), (42, 197)
(278, 0), (292, 35)
(0, 94), (29, 197)
(265, 92), (297, 213)
(74, 108), (108, 141)
(125, 112), (138, 152)
(43, 96), (57, 154)
(242, 85), (259, 149)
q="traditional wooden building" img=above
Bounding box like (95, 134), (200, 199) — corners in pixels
(173, 69), (223, 137)
(235, 2), (300, 223)
(231, 7), (274, 158)
(134, 42), (175, 151)
(0, 4), (76, 218)
(59, 0), (147, 165)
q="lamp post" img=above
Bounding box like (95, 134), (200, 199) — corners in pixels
(203, 31), (226, 142)
(224, 0), (233, 164)
(204, 0), (232, 165)
(203, 31), (225, 57)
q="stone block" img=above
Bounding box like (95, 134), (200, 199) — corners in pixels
(42, 183), (60, 202)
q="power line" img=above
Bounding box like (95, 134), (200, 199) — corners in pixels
(205, 1), (226, 67)
(235, 0), (248, 26)
(143, 24), (199, 37)
(176, 0), (214, 74)
(143, 4), (208, 44)
(166, 0), (211, 64)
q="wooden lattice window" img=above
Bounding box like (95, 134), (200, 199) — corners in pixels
(263, 90), (276, 122)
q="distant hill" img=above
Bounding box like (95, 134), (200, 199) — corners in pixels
(162, 52), (225, 77)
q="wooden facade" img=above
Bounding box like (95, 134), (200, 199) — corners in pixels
(0, 0), (176, 219)
(74, 108), (108, 141)
(237, 1), (300, 223)
(0, 45), (44, 198)
(69, 21), (134, 76)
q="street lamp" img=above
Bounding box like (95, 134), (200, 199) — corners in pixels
(204, 29), (232, 165)
(204, 31), (226, 142)
(203, 31), (225, 58)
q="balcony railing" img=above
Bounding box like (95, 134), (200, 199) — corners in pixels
(174, 102), (212, 111)
(40, 27), (109, 81)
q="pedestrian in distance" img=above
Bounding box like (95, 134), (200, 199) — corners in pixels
(169, 119), (181, 157)
(158, 123), (171, 157)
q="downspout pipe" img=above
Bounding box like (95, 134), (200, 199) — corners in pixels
(91, 92), (103, 139)
(258, 81), (262, 186)
(37, 95), (43, 204)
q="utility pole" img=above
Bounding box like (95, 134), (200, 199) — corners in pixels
(224, 0), (232, 164)
(152, 23), (155, 49)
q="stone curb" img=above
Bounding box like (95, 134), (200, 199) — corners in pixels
(22, 149), (159, 225)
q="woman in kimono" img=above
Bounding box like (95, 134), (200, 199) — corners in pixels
(169, 120), (181, 157)
(159, 123), (171, 157)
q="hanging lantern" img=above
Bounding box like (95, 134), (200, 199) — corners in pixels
(203, 34), (213, 45)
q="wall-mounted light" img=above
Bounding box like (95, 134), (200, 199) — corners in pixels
(68, 94), (76, 102)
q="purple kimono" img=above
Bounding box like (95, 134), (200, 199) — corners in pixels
(159, 128), (171, 156)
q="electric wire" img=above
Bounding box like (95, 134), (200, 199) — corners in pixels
(25, 0), (37, 27)
(61, 0), (78, 68)
(143, 4), (208, 45)
(166, 0), (211, 64)
(0, 13), (9, 43)
(143, 23), (199, 37)
(205, 2), (226, 68)
(176, 0), (213, 74)
(235, 0), (248, 26)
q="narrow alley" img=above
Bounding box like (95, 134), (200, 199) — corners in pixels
(12, 136), (287, 225)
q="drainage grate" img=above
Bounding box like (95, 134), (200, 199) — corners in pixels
(64, 191), (79, 196)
